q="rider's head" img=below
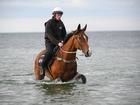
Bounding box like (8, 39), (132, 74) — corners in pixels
(52, 7), (63, 21)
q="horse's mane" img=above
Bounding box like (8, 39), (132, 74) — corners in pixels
(63, 31), (75, 44)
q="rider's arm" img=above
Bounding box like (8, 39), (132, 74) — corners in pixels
(45, 21), (59, 45)
(61, 21), (67, 40)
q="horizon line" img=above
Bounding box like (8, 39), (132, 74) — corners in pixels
(0, 30), (140, 34)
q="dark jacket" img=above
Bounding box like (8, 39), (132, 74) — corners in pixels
(44, 17), (66, 46)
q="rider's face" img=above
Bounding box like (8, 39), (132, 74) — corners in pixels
(55, 14), (62, 21)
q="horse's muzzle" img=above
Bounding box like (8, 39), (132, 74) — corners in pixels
(85, 48), (92, 57)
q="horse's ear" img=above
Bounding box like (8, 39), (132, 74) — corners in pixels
(74, 24), (81, 35)
(82, 24), (87, 31)
(77, 24), (81, 31)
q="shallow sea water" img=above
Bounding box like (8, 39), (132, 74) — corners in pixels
(0, 31), (140, 105)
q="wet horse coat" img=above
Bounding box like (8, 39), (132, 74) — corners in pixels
(34, 24), (92, 83)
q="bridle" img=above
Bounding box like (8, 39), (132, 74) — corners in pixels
(77, 35), (83, 51)
(55, 33), (88, 63)
(60, 34), (86, 54)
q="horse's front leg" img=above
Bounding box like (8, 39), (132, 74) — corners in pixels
(73, 72), (87, 84)
(54, 77), (62, 83)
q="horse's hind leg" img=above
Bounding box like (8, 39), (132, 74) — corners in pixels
(34, 59), (42, 80)
(34, 49), (46, 80)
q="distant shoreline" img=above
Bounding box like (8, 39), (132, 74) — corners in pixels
(0, 30), (140, 34)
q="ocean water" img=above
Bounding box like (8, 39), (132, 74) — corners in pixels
(0, 31), (140, 105)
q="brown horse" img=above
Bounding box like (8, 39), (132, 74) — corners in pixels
(34, 24), (92, 83)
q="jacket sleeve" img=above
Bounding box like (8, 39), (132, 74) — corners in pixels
(62, 22), (67, 40)
(45, 21), (59, 45)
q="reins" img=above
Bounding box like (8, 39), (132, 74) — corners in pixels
(60, 35), (82, 54)
(55, 33), (85, 63)
(60, 47), (76, 54)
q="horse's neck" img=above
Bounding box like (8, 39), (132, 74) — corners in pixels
(58, 36), (77, 59)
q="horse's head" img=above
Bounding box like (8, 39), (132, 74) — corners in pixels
(73, 24), (92, 57)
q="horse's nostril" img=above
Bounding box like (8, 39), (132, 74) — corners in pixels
(86, 50), (92, 57)
(84, 51), (89, 57)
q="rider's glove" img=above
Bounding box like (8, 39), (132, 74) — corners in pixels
(58, 41), (63, 47)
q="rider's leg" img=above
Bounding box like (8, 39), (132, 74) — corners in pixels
(40, 43), (55, 79)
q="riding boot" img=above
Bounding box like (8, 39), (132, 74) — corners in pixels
(40, 43), (55, 80)
(40, 60), (48, 80)
(40, 57), (47, 80)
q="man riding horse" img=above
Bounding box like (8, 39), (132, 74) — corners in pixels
(41, 7), (66, 79)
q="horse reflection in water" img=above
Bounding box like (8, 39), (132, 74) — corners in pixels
(37, 83), (76, 95)
(34, 24), (92, 84)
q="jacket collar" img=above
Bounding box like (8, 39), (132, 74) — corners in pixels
(52, 16), (61, 22)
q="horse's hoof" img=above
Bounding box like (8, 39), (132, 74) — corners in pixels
(74, 74), (86, 84)
(54, 77), (62, 83)
(40, 75), (45, 80)
(80, 74), (86, 84)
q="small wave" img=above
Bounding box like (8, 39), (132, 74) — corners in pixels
(34, 79), (83, 85)
(11, 73), (33, 76)
(0, 76), (83, 86)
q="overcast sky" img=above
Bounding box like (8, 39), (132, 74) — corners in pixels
(0, 0), (140, 32)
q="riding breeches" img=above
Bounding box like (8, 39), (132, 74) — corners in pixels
(41, 43), (56, 69)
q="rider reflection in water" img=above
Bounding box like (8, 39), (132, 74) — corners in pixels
(41, 7), (67, 79)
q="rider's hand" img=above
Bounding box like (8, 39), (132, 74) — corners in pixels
(58, 41), (63, 47)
